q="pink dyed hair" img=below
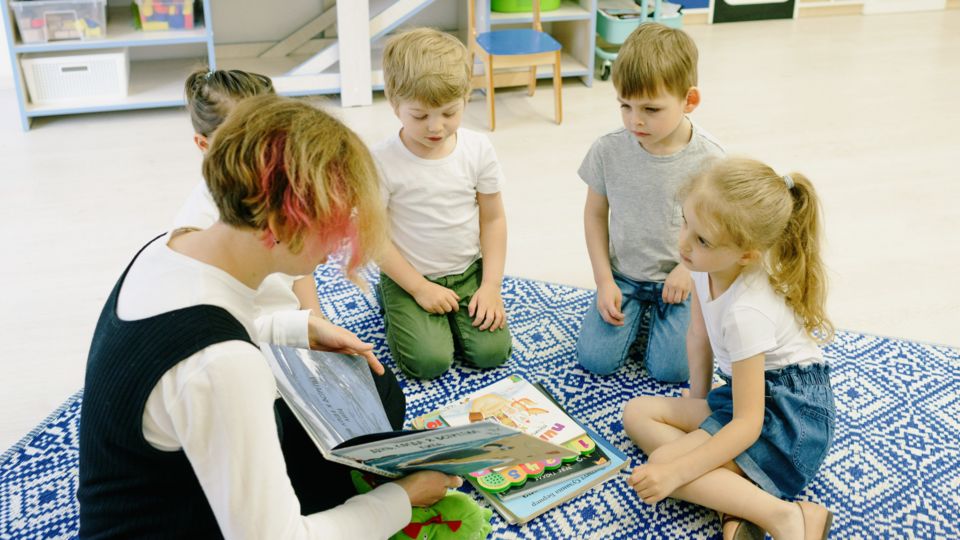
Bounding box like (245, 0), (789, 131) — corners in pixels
(203, 95), (385, 278)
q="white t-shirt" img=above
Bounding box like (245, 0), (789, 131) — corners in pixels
(372, 128), (505, 279)
(171, 180), (307, 343)
(116, 234), (411, 540)
(693, 268), (824, 377)
(172, 181), (219, 232)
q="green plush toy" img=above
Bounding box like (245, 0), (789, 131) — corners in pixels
(351, 472), (493, 540)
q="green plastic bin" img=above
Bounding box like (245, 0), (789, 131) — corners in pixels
(491, 0), (562, 13)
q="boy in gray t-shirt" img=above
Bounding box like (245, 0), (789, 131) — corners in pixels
(577, 23), (724, 382)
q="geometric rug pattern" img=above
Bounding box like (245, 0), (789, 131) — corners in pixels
(2, 263), (958, 539)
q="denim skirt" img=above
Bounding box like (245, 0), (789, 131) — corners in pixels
(699, 362), (835, 499)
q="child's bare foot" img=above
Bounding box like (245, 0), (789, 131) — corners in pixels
(797, 501), (834, 540)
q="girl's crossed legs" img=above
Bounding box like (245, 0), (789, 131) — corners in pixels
(622, 396), (831, 540)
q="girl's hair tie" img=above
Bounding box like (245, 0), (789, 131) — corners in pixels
(782, 174), (795, 190)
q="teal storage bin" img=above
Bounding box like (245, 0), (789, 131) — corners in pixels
(597, 9), (638, 45)
(595, 1), (683, 81)
(491, 0), (562, 12)
(597, 4), (682, 43)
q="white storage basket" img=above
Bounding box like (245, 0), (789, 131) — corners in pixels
(20, 48), (129, 105)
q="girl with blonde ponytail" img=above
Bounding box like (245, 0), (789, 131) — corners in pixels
(621, 157), (836, 540)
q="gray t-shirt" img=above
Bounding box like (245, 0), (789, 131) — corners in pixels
(579, 122), (724, 282)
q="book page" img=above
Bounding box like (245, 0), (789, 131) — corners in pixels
(334, 422), (577, 477)
(438, 375), (586, 446)
(261, 344), (392, 451)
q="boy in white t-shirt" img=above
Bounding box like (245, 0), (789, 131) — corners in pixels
(373, 28), (511, 379)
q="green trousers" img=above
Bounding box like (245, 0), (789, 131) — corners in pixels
(378, 259), (512, 379)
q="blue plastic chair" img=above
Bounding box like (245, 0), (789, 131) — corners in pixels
(468, 0), (563, 131)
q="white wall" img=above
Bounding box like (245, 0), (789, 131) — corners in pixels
(863, 0), (946, 13)
(0, 16), (11, 89)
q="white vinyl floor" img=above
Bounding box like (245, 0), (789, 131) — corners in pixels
(1, 10), (958, 452)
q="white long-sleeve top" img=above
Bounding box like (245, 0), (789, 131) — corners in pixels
(115, 233), (411, 539)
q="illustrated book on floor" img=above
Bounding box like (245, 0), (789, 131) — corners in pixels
(262, 345), (577, 478)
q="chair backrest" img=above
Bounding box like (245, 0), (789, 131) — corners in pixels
(468, 0), (544, 45)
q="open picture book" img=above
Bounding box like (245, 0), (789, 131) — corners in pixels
(261, 344), (577, 478)
(410, 375), (629, 524)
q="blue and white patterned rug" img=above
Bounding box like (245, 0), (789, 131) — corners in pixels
(2, 265), (959, 539)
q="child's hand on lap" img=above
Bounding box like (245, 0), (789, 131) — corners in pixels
(597, 280), (625, 326)
(628, 462), (682, 505)
(468, 284), (506, 331)
(413, 281), (461, 314)
(662, 264), (692, 304)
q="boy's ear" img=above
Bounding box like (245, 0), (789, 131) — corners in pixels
(193, 134), (209, 153)
(683, 87), (701, 113)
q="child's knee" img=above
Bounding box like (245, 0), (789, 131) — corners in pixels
(647, 360), (689, 383)
(576, 346), (621, 376)
(575, 322), (629, 375)
(622, 396), (654, 426)
(396, 345), (455, 380)
(463, 333), (512, 369)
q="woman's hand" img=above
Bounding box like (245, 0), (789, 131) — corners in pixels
(394, 471), (464, 507)
(307, 315), (383, 375)
(468, 283), (506, 331)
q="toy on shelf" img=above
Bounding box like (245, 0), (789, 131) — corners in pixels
(491, 0), (561, 12)
(11, 0), (108, 43)
(133, 0), (195, 31)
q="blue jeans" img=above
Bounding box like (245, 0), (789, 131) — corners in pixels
(575, 271), (690, 382)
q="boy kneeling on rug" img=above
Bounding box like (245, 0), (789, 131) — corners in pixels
(373, 28), (512, 380)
